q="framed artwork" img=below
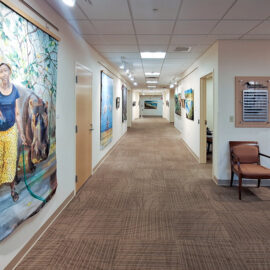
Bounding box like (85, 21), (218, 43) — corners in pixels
(144, 100), (157, 109)
(181, 99), (185, 108)
(174, 93), (181, 116)
(132, 101), (136, 106)
(0, 1), (59, 241)
(100, 71), (113, 149)
(116, 97), (120, 109)
(185, 89), (194, 120)
(122, 85), (127, 122)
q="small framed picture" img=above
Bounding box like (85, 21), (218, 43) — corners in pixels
(116, 97), (120, 109)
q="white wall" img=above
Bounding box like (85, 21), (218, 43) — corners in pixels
(217, 40), (270, 180)
(132, 91), (140, 120)
(140, 95), (163, 117)
(0, 1), (130, 269)
(174, 42), (219, 168)
(206, 78), (214, 131)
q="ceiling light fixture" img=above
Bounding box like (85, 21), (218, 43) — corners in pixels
(148, 86), (156, 88)
(125, 69), (130, 74)
(145, 72), (160, 77)
(133, 82), (138, 86)
(62, 0), (76, 7)
(170, 84), (174, 88)
(146, 80), (158, 84)
(141, 52), (166, 59)
(119, 64), (125, 69)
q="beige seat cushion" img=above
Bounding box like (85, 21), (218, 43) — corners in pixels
(234, 164), (270, 178)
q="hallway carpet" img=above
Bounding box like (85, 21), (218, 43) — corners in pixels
(17, 118), (270, 270)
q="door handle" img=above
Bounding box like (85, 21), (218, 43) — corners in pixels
(89, 124), (94, 131)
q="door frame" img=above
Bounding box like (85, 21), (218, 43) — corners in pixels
(200, 72), (213, 164)
(75, 62), (93, 193)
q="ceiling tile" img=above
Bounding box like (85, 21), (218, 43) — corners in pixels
(77, 0), (131, 20)
(248, 21), (270, 35)
(224, 0), (270, 20)
(241, 34), (270, 40)
(174, 21), (217, 35)
(137, 35), (171, 45)
(83, 35), (137, 45)
(166, 52), (200, 59)
(134, 21), (174, 34)
(93, 45), (139, 53)
(139, 45), (168, 51)
(45, 0), (87, 20)
(68, 20), (97, 35)
(179, 0), (235, 20)
(130, 0), (181, 20)
(171, 35), (215, 45)
(207, 34), (241, 40)
(211, 20), (260, 35)
(92, 21), (134, 35)
(102, 52), (141, 59)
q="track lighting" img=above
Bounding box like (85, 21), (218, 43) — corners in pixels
(62, 0), (76, 7)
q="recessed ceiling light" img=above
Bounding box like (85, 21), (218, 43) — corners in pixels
(141, 52), (166, 59)
(62, 0), (76, 7)
(146, 80), (158, 84)
(170, 84), (174, 88)
(145, 72), (160, 77)
(148, 86), (156, 88)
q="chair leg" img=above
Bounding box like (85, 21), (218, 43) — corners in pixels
(230, 171), (234, 187)
(239, 176), (242, 200)
(258, 179), (261, 188)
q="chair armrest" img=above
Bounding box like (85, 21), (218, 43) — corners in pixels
(231, 152), (242, 173)
(259, 153), (270, 159)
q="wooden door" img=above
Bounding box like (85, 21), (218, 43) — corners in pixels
(76, 65), (92, 192)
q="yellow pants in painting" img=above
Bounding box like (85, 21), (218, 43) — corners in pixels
(0, 125), (18, 185)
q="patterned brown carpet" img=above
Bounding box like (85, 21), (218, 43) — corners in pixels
(17, 118), (270, 270)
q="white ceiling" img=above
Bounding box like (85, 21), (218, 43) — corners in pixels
(46, 0), (270, 89)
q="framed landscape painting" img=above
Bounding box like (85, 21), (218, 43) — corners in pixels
(174, 93), (181, 116)
(185, 89), (194, 120)
(122, 85), (127, 122)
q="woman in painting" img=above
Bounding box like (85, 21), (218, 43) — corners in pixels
(0, 63), (26, 202)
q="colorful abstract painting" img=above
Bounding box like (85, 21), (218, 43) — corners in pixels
(144, 100), (157, 109)
(174, 93), (181, 116)
(122, 85), (127, 122)
(100, 72), (113, 149)
(0, 2), (58, 241)
(185, 89), (194, 120)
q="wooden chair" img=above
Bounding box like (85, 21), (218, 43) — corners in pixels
(229, 141), (270, 200)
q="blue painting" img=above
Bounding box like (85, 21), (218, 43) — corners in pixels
(185, 89), (194, 120)
(100, 72), (113, 149)
(0, 2), (58, 241)
(144, 100), (158, 109)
